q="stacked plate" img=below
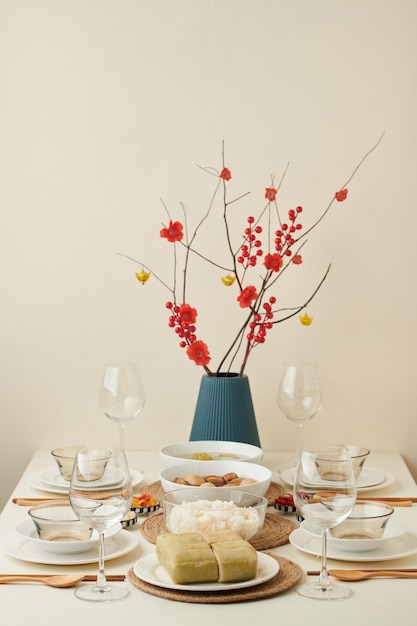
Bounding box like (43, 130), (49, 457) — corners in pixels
(28, 467), (144, 495)
(279, 466), (394, 492)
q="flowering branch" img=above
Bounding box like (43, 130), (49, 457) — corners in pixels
(121, 137), (382, 376)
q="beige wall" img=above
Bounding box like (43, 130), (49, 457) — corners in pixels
(1, 0), (416, 509)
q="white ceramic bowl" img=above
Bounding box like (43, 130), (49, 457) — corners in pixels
(162, 487), (268, 541)
(159, 460), (271, 497)
(16, 519), (121, 555)
(159, 440), (263, 467)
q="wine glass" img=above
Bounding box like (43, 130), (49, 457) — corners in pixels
(99, 362), (145, 448)
(69, 445), (132, 602)
(277, 360), (322, 466)
(294, 445), (357, 600)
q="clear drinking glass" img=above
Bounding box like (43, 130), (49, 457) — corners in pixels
(69, 446), (132, 602)
(294, 445), (357, 600)
(99, 362), (145, 448)
(277, 360), (322, 465)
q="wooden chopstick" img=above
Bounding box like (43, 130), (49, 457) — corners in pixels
(13, 498), (69, 505)
(1, 573), (126, 581)
(307, 569), (417, 575)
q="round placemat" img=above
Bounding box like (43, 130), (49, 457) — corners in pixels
(127, 553), (302, 603)
(146, 480), (286, 506)
(140, 511), (297, 551)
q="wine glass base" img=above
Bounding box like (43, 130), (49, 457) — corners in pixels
(297, 581), (353, 601)
(74, 583), (130, 602)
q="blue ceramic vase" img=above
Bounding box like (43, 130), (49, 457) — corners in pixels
(189, 373), (261, 446)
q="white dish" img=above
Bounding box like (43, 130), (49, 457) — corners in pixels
(15, 519), (121, 555)
(279, 466), (393, 491)
(28, 468), (144, 494)
(160, 460), (271, 497)
(133, 551), (279, 591)
(3, 529), (138, 565)
(159, 441), (263, 467)
(289, 527), (417, 562)
(300, 518), (407, 552)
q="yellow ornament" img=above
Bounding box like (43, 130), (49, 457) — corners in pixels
(300, 313), (313, 326)
(136, 270), (150, 285)
(221, 274), (236, 286)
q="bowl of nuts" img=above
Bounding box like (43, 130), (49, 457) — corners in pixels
(159, 460), (271, 497)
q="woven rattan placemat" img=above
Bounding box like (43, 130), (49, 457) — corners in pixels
(146, 480), (286, 506)
(127, 553), (302, 603)
(140, 511), (297, 551)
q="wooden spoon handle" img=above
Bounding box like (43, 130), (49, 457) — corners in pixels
(0, 575), (49, 583)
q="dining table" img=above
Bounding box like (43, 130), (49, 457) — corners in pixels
(0, 449), (416, 626)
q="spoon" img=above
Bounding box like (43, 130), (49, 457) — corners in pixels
(0, 574), (86, 587)
(329, 569), (417, 581)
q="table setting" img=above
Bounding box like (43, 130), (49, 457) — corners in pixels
(1, 446), (417, 624)
(0, 361), (415, 619)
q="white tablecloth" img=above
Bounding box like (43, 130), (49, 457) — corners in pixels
(0, 450), (416, 626)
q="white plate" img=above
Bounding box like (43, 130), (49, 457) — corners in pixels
(15, 519), (121, 555)
(40, 467), (125, 489)
(300, 518), (408, 552)
(133, 551), (279, 591)
(3, 529), (138, 565)
(289, 527), (417, 562)
(28, 468), (144, 494)
(279, 466), (393, 491)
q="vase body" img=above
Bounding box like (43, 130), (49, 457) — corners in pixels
(189, 374), (261, 447)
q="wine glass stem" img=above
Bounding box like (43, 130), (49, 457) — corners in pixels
(319, 529), (330, 588)
(96, 530), (109, 593)
(119, 424), (125, 449)
(294, 423), (303, 464)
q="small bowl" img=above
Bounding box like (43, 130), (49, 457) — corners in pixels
(159, 441), (263, 467)
(28, 503), (93, 542)
(330, 501), (394, 540)
(159, 460), (271, 497)
(121, 511), (138, 528)
(162, 487), (268, 541)
(345, 445), (371, 479)
(51, 446), (82, 481)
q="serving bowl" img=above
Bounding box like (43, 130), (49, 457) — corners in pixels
(16, 519), (121, 555)
(28, 503), (93, 543)
(162, 487), (268, 540)
(159, 460), (271, 497)
(159, 440), (263, 467)
(301, 501), (398, 552)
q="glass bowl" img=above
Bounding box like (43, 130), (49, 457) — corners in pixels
(162, 487), (268, 541)
(51, 445), (82, 481)
(28, 502), (93, 543)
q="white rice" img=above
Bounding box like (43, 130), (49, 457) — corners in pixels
(167, 499), (261, 540)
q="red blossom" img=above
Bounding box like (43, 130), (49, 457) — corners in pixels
(220, 168), (232, 181)
(264, 252), (283, 272)
(335, 189), (348, 202)
(186, 340), (211, 366)
(237, 285), (258, 308)
(292, 254), (303, 265)
(179, 303), (197, 324)
(160, 220), (184, 242)
(265, 187), (277, 202)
